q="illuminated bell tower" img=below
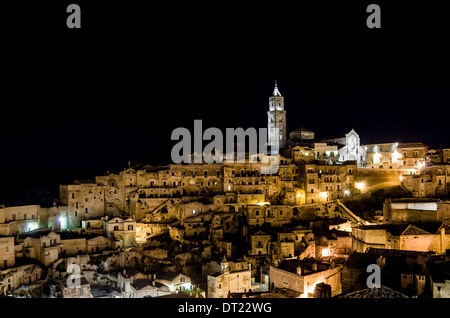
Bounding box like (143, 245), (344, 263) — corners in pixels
(267, 81), (287, 148)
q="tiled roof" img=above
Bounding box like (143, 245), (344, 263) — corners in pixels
(276, 288), (302, 298)
(345, 252), (378, 268)
(277, 259), (329, 275)
(401, 224), (431, 235)
(157, 271), (180, 281)
(366, 248), (435, 258)
(131, 279), (154, 290)
(339, 286), (408, 298)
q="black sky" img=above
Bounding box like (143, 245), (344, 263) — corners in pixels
(1, 1), (449, 203)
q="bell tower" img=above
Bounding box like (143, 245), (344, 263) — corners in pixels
(267, 81), (287, 148)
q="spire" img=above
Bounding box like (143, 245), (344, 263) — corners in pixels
(273, 80), (281, 96)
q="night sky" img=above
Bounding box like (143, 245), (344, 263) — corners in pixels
(1, 1), (449, 204)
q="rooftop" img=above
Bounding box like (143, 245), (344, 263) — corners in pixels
(339, 286), (408, 298)
(276, 259), (331, 275)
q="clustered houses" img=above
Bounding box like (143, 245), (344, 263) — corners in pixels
(0, 83), (449, 298)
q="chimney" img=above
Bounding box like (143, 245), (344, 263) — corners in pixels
(296, 266), (303, 275)
(152, 281), (155, 287)
(312, 263), (318, 271)
(123, 269), (126, 276)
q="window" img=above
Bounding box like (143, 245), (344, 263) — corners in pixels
(192, 210), (196, 215)
(128, 225), (133, 231)
(72, 193), (75, 199)
(12, 214), (16, 221)
(114, 226), (119, 231)
(24, 214), (27, 220)
(5, 246), (9, 252)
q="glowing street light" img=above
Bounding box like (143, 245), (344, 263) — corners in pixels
(321, 248), (330, 257)
(355, 182), (365, 191)
(59, 216), (67, 230)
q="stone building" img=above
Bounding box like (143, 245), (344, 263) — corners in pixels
(155, 272), (192, 293)
(0, 236), (15, 269)
(383, 198), (449, 224)
(0, 205), (41, 236)
(0, 264), (44, 295)
(269, 259), (342, 298)
(281, 145), (315, 164)
(129, 279), (171, 298)
(396, 142), (428, 171)
(342, 248), (432, 296)
(104, 217), (136, 247)
(60, 276), (91, 298)
(207, 257), (252, 298)
(314, 143), (340, 164)
(313, 129), (366, 168)
(20, 230), (62, 267)
(363, 142), (401, 169)
(402, 163), (450, 198)
(118, 269), (149, 297)
(443, 148), (450, 164)
(427, 256), (450, 298)
(299, 162), (356, 204)
(87, 236), (113, 254)
(61, 238), (87, 257)
(249, 231), (271, 256)
(315, 229), (352, 259)
(60, 181), (107, 229)
(352, 223), (450, 254)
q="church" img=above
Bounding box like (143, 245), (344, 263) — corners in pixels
(267, 81), (367, 168)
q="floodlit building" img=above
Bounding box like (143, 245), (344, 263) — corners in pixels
(207, 257), (252, 298)
(0, 236), (15, 269)
(269, 259), (342, 298)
